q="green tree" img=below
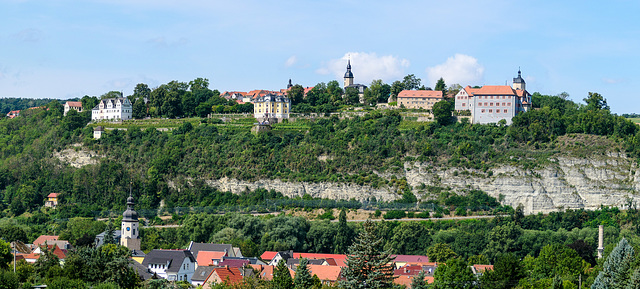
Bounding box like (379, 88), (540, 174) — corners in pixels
(480, 253), (524, 289)
(584, 92), (609, 111)
(81, 95), (99, 111)
(327, 80), (344, 105)
(592, 238), (635, 289)
(389, 81), (405, 102)
(432, 258), (477, 289)
(483, 222), (522, 262)
(340, 219), (396, 289)
(411, 270), (429, 289)
(294, 258), (313, 289)
(467, 254), (490, 266)
(133, 97), (147, 119)
(189, 77), (210, 92)
(432, 100), (454, 125)
(344, 87), (360, 105)
(273, 259), (293, 289)
(333, 209), (353, 254)
(387, 222), (429, 255)
(427, 243), (457, 263)
(287, 84), (305, 106)
(403, 74), (421, 90)
(435, 78), (447, 94)
(0, 270), (19, 289)
(0, 240), (12, 270)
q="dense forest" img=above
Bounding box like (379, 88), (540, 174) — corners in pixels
(0, 97), (58, 114)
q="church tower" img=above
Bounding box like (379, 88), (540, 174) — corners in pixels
(344, 59), (354, 88)
(512, 69), (525, 91)
(120, 193), (141, 250)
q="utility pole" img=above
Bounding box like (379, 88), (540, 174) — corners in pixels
(12, 242), (16, 273)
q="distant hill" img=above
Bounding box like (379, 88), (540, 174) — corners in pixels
(0, 97), (59, 114)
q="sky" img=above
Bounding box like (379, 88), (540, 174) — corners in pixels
(1, 0), (639, 114)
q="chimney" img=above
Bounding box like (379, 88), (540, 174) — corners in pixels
(598, 225), (604, 259)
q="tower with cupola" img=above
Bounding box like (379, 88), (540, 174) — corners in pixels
(512, 68), (526, 91)
(344, 59), (354, 88)
(120, 193), (141, 250)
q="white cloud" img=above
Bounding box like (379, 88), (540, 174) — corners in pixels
(602, 78), (626, 84)
(317, 52), (410, 85)
(285, 55), (297, 67)
(426, 54), (484, 87)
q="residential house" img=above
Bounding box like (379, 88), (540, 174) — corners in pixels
(64, 101), (83, 116)
(287, 258), (326, 269)
(186, 242), (243, 260)
(93, 126), (104, 139)
(307, 265), (343, 285)
(392, 255), (430, 268)
(262, 251), (347, 266)
(196, 251), (227, 267)
(6, 110), (19, 119)
(142, 249), (196, 282)
(397, 90), (444, 110)
(454, 70), (531, 124)
(44, 193), (59, 208)
(191, 266), (216, 287)
(202, 266), (244, 289)
(91, 97), (133, 121)
(393, 264), (435, 288)
(470, 264), (494, 277)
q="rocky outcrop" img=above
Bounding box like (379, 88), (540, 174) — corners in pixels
(202, 152), (639, 215)
(205, 177), (397, 202)
(54, 144), (102, 168)
(405, 152), (639, 215)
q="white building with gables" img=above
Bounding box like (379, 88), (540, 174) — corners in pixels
(91, 98), (133, 121)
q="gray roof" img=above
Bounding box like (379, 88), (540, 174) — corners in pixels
(130, 261), (154, 280)
(254, 93), (289, 104)
(188, 242), (234, 258)
(192, 266), (216, 282)
(223, 256), (266, 265)
(142, 250), (196, 274)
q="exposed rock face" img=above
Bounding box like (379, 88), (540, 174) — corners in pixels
(206, 177), (396, 202)
(54, 144), (102, 168)
(205, 153), (639, 215)
(405, 152), (640, 215)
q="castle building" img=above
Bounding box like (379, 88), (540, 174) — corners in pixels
(343, 60), (368, 103)
(454, 70), (531, 125)
(120, 194), (141, 251)
(253, 93), (291, 122)
(91, 98), (132, 121)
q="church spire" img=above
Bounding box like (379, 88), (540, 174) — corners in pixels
(344, 58), (354, 87)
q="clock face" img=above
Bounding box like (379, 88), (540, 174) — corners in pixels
(127, 227), (130, 231)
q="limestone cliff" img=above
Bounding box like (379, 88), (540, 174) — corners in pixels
(204, 151), (639, 215)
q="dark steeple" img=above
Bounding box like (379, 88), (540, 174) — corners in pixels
(344, 59), (354, 79)
(122, 193), (138, 221)
(287, 79), (293, 89)
(513, 68), (524, 84)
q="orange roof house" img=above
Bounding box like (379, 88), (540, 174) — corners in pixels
(196, 251), (227, 267)
(33, 235), (59, 248)
(45, 193), (59, 208)
(307, 265), (342, 283)
(202, 266), (244, 289)
(6, 110), (20, 119)
(397, 90), (444, 110)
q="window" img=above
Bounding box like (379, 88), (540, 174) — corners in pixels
(490, 96), (494, 99)
(490, 103), (493, 106)
(504, 109), (508, 113)
(489, 109), (493, 113)
(462, 103), (466, 106)
(481, 109), (485, 113)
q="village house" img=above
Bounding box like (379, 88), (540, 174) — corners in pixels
(142, 249), (196, 282)
(63, 101), (83, 116)
(6, 110), (19, 119)
(91, 97), (133, 121)
(397, 90), (444, 110)
(201, 266), (245, 289)
(454, 70), (531, 124)
(44, 193), (59, 208)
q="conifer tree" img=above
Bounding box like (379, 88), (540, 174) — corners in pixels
(273, 259), (293, 289)
(334, 208), (353, 254)
(411, 270), (429, 289)
(340, 219), (395, 289)
(294, 258), (313, 289)
(592, 238), (635, 289)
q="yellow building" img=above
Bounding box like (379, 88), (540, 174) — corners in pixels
(397, 90), (444, 110)
(253, 93), (291, 121)
(45, 193), (59, 208)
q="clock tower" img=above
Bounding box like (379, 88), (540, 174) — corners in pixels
(120, 193), (141, 250)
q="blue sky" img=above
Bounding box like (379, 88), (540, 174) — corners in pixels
(1, 0), (639, 114)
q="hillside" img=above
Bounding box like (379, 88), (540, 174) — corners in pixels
(0, 92), (639, 218)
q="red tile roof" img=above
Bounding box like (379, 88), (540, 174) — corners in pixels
(33, 235), (59, 248)
(472, 264), (494, 273)
(472, 85), (516, 95)
(397, 90), (443, 98)
(65, 101), (83, 108)
(393, 255), (429, 263)
(208, 267), (244, 285)
(47, 193), (59, 198)
(260, 251), (278, 261)
(307, 265), (342, 281)
(393, 274), (434, 287)
(196, 251), (227, 266)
